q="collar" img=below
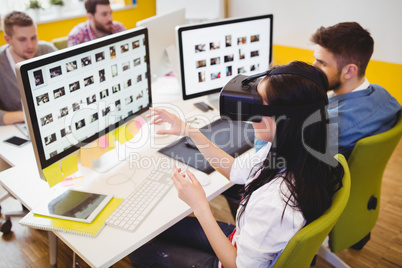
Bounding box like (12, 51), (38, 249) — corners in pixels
(328, 85), (373, 104)
(352, 78), (370, 92)
(87, 20), (96, 40)
(328, 78), (370, 98)
(5, 46), (16, 76)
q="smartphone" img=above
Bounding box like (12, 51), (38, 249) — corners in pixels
(3, 136), (30, 147)
(194, 102), (213, 112)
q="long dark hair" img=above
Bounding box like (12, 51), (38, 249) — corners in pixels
(238, 61), (344, 225)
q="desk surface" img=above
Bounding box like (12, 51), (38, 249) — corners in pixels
(0, 76), (238, 268)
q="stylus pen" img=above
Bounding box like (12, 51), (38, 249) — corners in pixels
(184, 141), (198, 150)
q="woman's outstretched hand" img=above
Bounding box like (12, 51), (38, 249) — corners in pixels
(147, 107), (193, 136)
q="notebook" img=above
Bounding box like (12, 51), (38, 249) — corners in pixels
(20, 197), (122, 237)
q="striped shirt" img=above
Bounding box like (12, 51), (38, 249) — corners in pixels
(67, 20), (126, 47)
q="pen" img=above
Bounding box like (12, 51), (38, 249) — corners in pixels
(184, 140), (198, 150)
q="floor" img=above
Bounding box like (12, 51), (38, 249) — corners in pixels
(1, 140), (401, 267)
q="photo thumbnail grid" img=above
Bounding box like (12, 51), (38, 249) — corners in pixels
(179, 17), (272, 97)
(28, 34), (150, 160)
(194, 33), (262, 83)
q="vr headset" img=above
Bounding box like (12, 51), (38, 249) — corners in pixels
(219, 66), (328, 122)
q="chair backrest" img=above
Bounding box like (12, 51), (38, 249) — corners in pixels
(329, 111), (402, 252)
(51, 36), (68, 50)
(273, 154), (351, 268)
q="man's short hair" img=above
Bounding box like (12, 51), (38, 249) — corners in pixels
(85, 0), (111, 14)
(311, 22), (374, 77)
(2, 11), (34, 37)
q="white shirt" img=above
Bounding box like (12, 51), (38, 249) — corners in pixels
(352, 78), (370, 92)
(228, 143), (306, 267)
(6, 47), (16, 76)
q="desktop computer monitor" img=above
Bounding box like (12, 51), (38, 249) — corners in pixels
(176, 14), (273, 105)
(16, 27), (152, 178)
(136, 8), (186, 80)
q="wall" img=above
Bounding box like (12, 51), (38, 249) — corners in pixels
(156, 0), (226, 20)
(227, 0), (402, 103)
(0, 0), (156, 46)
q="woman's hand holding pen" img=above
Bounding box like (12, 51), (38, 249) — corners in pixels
(171, 166), (209, 215)
(147, 107), (193, 136)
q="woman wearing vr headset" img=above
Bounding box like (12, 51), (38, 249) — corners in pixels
(130, 61), (344, 267)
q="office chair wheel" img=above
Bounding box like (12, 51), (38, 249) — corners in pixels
(311, 255), (317, 266)
(351, 233), (371, 250)
(0, 217), (12, 235)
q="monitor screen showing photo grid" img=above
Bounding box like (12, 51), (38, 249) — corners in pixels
(17, 27), (151, 170)
(176, 14), (273, 100)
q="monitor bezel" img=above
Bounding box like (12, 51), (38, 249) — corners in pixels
(176, 14), (273, 100)
(16, 27), (152, 172)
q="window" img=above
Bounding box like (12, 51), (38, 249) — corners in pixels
(0, 0), (131, 25)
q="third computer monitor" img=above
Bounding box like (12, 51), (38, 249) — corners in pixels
(137, 8), (186, 80)
(176, 14), (273, 101)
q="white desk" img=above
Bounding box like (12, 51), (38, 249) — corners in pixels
(0, 76), (236, 267)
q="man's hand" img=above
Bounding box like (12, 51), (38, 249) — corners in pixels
(3, 111), (25, 125)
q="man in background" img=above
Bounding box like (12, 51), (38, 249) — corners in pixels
(0, 11), (57, 125)
(68, 0), (126, 46)
(255, 22), (400, 159)
(311, 22), (400, 159)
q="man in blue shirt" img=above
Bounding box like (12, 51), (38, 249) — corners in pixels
(311, 22), (400, 159)
(255, 22), (400, 159)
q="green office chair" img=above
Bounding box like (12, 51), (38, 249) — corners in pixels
(51, 36), (68, 50)
(273, 154), (351, 268)
(328, 112), (402, 252)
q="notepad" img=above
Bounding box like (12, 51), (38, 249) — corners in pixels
(20, 197), (122, 237)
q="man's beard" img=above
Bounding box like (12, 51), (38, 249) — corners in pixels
(20, 50), (36, 60)
(329, 72), (342, 91)
(94, 20), (113, 34)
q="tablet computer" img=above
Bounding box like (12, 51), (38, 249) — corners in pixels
(33, 188), (113, 223)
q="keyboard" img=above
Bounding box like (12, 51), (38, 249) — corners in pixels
(105, 169), (173, 232)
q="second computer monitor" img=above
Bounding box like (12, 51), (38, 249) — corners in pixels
(137, 8), (186, 80)
(176, 14), (273, 100)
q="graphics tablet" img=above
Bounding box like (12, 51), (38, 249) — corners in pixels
(159, 119), (255, 174)
(33, 188), (113, 223)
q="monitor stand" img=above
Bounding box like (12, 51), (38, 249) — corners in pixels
(92, 141), (126, 173)
(207, 92), (220, 110)
(150, 46), (175, 82)
(165, 44), (179, 78)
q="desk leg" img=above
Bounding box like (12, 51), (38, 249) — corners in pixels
(48, 231), (58, 268)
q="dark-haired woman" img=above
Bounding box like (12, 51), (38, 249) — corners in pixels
(130, 61), (344, 268)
